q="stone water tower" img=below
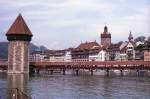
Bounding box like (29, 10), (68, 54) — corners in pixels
(6, 14), (33, 73)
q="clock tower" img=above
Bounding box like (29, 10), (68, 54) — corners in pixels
(100, 25), (111, 48)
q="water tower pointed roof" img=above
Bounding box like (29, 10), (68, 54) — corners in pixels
(6, 14), (32, 36)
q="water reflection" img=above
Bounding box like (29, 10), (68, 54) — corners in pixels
(7, 74), (29, 99)
(0, 72), (150, 99)
(28, 75), (150, 99)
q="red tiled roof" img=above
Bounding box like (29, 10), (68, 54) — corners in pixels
(30, 51), (43, 55)
(107, 42), (122, 51)
(6, 14), (32, 36)
(77, 41), (100, 50)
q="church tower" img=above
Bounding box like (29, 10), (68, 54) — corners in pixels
(100, 25), (111, 48)
(128, 31), (133, 41)
(6, 14), (33, 73)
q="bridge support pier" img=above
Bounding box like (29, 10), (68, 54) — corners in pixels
(75, 69), (79, 76)
(120, 69), (123, 76)
(29, 66), (35, 74)
(62, 69), (66, 75)
(137, 69), (140, 76)
(36, 69), (40, 74)
(106, 69), (109, 76)
(90, 70), (94, 76)
(50, 69), (54, 75)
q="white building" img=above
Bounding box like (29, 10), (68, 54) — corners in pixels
(126, 41), (135, 60)
(30, 51), (46, 62)
(48, 49), (72, 62)
(89, 49), (107, 61)
(64, 51), (72, 62)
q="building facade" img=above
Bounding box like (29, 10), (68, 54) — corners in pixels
(71, 41), (100, 62)
(126, 32), (135, 60)
(30, 49), (72, 62)
(106, 42), (122, 61)
(71, 41), (107, 61)
(144, 41), (150, 61)
(30, 51), (46, 62)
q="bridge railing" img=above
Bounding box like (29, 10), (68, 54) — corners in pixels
(30, 60), (150, 66)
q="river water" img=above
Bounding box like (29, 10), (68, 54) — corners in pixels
(0, 71), (150, 99)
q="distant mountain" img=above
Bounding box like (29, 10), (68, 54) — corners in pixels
(148, 36), (150, 42)
(30, 43), (41, 52)
(0, 42), (48, 59)
(39, 45), (48, 51)
(0, 42), (8, 59)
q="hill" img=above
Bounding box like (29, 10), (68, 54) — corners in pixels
(0, 42), (48, 59)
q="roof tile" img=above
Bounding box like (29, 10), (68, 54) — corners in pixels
(77, 41), (100, 50)
(6, 14), (32, 36)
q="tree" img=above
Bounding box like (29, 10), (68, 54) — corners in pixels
(134, 36), (146, 43)
(39, 46), (48, 51)
(148, 36), (150, 42)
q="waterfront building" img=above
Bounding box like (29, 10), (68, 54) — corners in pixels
(71, 42), (96, 62)
(47, 49), (72, 62)
(134, 44), (144, 60)
(30, 51), (46, 62)
(47, 50), (65, 62)
(106, 31), (137, 61)
(126, 32), (136, 60)
(72, 41), (99, 61)
(30, 49), (72, 62)
(144, 41), (150, 61)
(119, 42), (128, 61)
(71, 41), (107, 61)
(96, 49), (107, 61)
(106, 42), (122, 61)
(30, 26), (112, 62)
(88, 46), (106, 61)
(115, 32), (136, 61)
(64, 49), (72, 62)
(29, 25), (147, 62)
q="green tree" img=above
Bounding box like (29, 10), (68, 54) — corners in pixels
(134, 36), (146, 43)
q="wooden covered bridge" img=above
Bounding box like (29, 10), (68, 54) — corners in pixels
(0, 60), (150, 75)
(30, 60), (150, 75)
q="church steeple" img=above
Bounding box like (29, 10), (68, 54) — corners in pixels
(104, 25), (108, 34)
(128, 31), (133, 41)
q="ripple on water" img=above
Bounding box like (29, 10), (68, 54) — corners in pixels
(0, 73), (150, 99)
(26, 75), (150, 99)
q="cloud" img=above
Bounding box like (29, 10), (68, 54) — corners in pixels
(0, 0), (149, 49)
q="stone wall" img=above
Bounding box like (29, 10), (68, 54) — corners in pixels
(101, 37), (111, 48)
(8, 41), (29, 73)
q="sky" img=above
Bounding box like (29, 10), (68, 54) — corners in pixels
(0, 0), (150, 49)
